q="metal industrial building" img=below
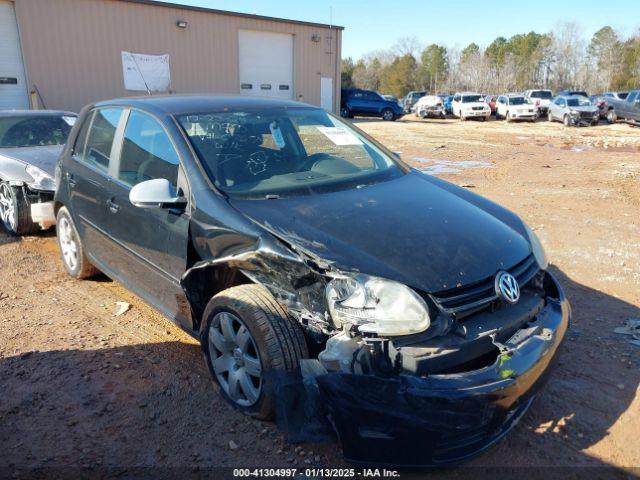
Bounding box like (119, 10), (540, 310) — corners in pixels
(0, 0), (343, 112)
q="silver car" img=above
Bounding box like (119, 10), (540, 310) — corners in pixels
(0, 110), (76, 235)
(547, 95), (599, 127)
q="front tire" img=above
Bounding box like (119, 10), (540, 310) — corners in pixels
(202, 284), (308, 420)
(381, 108), (394, 121)
(548, 111), (553, 122)
(563, 114), (571, 127)
(607, 109), (617, 124)
(56, 206), (99, 279)
(339, 107), (351, 119)
(0, 182), (39, 236)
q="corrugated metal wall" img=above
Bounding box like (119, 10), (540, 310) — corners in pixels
(13, 0), (342, 112)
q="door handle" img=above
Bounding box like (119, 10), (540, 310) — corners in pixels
(106, 199), (119, 214)
(67, 173), (77, 188)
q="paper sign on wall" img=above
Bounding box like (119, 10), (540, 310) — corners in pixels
(122, 52), (171, 92)
(317, 127), (363, 146)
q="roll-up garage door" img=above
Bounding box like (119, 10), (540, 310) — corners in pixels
(0, 0), (29, 109)
(238, 30), (293, 100)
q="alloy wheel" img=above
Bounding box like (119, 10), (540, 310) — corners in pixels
(58, 216), (79, 271)
(382, 109), (393, 121)
(208, 311), (262, 407)
(0, 183), (16, 231)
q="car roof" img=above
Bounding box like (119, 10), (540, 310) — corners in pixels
(456, 92), (482, 96)
(506, 93), (525, 97)
(0, 109), (76, 118)
(93, 95), (319, 116)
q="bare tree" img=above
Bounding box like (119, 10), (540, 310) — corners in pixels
(550, 22), (586, 90)
(391, 36), (422, 58)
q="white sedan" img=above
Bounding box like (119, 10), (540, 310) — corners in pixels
(451, 92), (491, 121)
(495, 95), (538, 122)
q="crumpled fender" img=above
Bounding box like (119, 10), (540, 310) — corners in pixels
(180, 216), (333, 335)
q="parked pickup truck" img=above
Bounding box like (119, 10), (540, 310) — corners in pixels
(605, 89), (640, 124)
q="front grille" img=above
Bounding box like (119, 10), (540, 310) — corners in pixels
(472, 106), (484, 111)
(430, 254), (539, 316)
(580, 111), (594, 119)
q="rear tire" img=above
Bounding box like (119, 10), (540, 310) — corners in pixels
(0, 182), (39, 236)
(56, 206), (99, 279)
(202, 284), (308, 420)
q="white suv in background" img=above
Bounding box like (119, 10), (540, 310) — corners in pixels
(451, 92), (491, 120)
(523, 89), (553, 115)
(495, 94), (538, 122)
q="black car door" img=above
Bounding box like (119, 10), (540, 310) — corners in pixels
(105, 109), (192, 328)
(66, 108), (125, 266)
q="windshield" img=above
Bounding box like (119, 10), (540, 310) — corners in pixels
(461, 95), (483, 103)
(619, 92), (629, 99)
(0, 115), (75, 148)
(530, 91), (552, 99)
(567, 97), (591, 107)
(177, 108), (404, 198)
(509, 97), (528, 105)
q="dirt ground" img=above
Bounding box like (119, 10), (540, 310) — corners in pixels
(1, 115), (639, 478)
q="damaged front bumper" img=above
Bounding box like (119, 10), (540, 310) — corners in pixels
(417, 106), (446, 118)
(9, 181), (56, 229)
(313, 275), (570, 467)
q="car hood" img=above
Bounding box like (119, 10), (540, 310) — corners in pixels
(0, 145), (63, 177)
(461, 102), (488, 108)
(570, 106), (599, 113)
(228, 171), (532, 293)
(513, 105), (536, 111)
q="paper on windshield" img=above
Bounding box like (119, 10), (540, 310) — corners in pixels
(269, 121), (286, 149)
(62, 116), (77, 126)
(317, 127), (363, 146)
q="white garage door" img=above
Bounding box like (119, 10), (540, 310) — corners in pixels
(0, 0), (29, 109)
(238, 30), (293, 100)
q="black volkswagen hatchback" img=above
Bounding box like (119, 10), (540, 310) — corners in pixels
(55, 96), (570, 466)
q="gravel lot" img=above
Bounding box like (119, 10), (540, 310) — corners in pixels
(1, 115), (639, 477)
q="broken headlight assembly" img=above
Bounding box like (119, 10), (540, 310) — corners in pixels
(524, 223), (548, 270)
(325, 274), (430, 336)
(25, 165), (56, 191)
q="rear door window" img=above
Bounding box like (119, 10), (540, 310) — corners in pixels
(82, 108), (124, 172)
(117, 110), (180, 188)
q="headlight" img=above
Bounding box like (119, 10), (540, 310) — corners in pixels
(326, 274), (430, 336)
(569, 109), (579, 116)
(524, 223), (549, 270)
(25, 165), (56, 191)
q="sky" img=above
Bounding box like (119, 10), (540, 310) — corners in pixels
(162, 0), (640, 58)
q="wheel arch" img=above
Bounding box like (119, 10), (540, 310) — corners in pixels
(181, 255), (254, 333)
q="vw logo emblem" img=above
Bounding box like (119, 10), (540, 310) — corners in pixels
(495, 271), (520, 304)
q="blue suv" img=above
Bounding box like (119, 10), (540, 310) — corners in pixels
(340, 89), (404, 121)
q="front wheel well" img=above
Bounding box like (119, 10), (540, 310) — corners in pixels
(182, 262), (253, 330)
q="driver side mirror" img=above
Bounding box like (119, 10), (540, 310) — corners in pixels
(129, 178), (187, 210)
